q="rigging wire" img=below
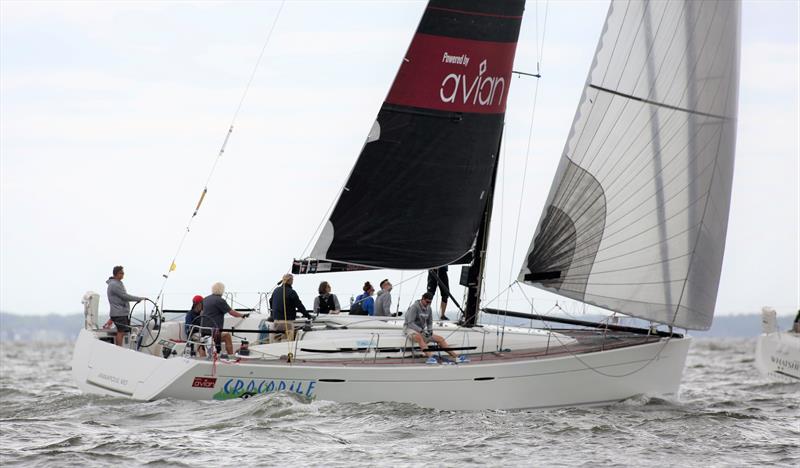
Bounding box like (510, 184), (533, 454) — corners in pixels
(154, 1), (286, 304)
(492, 123), (508, 324)
(513, 281), (675, 378)
(298, 182), (345, 259)
(504, 0), (549, 311)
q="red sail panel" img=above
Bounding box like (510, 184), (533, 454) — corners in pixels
(386, 33), (518, 114)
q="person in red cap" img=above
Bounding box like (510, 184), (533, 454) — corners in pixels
(185, 295), (206, 357)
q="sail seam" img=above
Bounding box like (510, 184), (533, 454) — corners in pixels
(426, 6), (523, 20)
(588, 84), (732, 120)
(581, 0), (725, 193)
(551, 125), (721, 258)
(575, 0), (681, 176)
(573, 8), (736, 223)
(566, 224), (701, 271)
(533, 129), (719, 276)
(543, 0), (736, 277)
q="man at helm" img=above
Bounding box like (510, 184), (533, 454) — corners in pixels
(106, 265), (146, 347)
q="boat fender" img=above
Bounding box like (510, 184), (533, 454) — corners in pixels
(762, 307), (777, 333)
(203, 336), (214, 359)
(82, 291), (100, 329)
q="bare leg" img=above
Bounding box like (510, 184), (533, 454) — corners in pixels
(115, 331), (124, 347)
(222, 333), (234, 354)
(440, 301), (447, 319)
(411, 332), (431, 357)
(431, 334), (458, 358)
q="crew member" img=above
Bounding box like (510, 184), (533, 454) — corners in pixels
(404, 292), (467, 364)
(375, 279), (392, 317)
(106, 265), (146, 347)
(203, 282), (247, 354)
(427, 266), (450, 320)
(313, 281), (341, 315)
(270, 273), (309, 342)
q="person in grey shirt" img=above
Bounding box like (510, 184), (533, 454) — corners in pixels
(374, 279), (393, 317)
(202, 282), (248, 355)
(106, 265), (146, 346)
(404, 292), (467, 364)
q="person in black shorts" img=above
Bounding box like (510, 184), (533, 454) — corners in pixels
(426, 266), (450, 321)
(106, 265), (146, 346)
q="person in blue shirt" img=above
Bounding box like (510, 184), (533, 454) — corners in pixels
(352, 282), (375, 316)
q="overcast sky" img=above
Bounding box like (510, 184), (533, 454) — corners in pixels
(1, 0), (798, 322)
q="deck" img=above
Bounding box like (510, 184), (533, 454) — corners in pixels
(273, 328), (673, 367)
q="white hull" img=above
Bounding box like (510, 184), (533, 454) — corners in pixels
(72, 323), (691, 410)
(755, 331), (800, 382)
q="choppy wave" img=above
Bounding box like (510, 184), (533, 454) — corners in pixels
(0, 338), (797, 467)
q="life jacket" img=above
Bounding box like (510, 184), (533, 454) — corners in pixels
(350, 294), (368, 315)
(317, 294), (336, 314)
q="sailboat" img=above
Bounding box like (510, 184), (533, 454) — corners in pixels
(72, 0), (741, 410)
(755, 307), (800, 381)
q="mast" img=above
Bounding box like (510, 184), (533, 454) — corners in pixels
(463, 125), (504, 326)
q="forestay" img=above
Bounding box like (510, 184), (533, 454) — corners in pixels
(519, 0), (740, 330)
(308, 0), (525, 270)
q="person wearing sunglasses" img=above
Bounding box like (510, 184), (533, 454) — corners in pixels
(404, 292), (468, 364)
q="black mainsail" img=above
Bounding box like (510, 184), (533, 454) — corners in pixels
(305, 0), (525, 270)
(519, 0), (741, 331)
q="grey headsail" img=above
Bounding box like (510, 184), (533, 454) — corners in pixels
(304, 0), (525, 271)
(519, 0), (741, 330)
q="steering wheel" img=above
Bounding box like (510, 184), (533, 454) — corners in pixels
(129, 298), (162, 348)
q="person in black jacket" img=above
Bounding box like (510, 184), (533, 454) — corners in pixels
(270, 273), (309, 342)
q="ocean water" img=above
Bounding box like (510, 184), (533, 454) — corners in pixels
(0, 338), (797, 467)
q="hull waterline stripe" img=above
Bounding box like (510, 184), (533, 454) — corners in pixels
(276, 349), (680, 384)
(775, 370), (800, 380)
(85, 379), (134, 397)
(516, 396), (675, 411)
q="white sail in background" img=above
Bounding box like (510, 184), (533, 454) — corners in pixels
(519, 0), (741, 330)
